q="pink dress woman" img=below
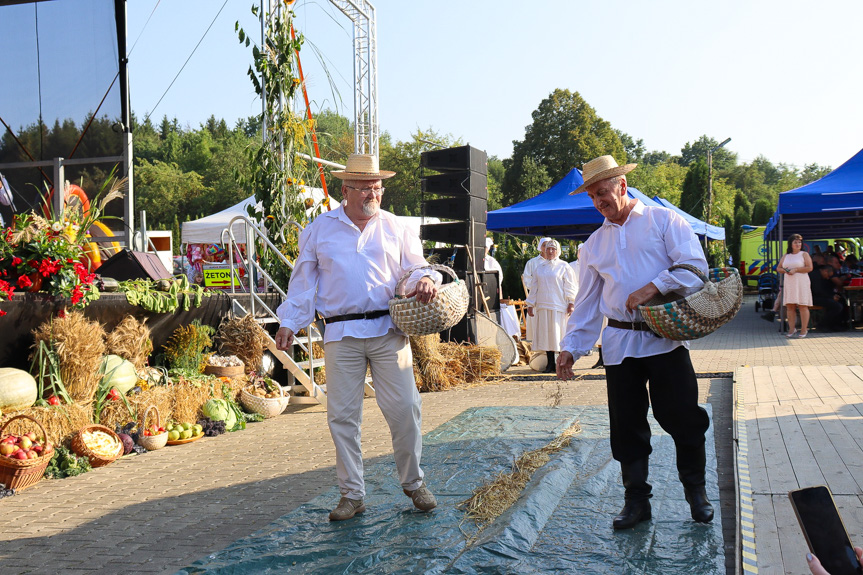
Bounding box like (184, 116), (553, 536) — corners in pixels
(782, 251), (812, 306)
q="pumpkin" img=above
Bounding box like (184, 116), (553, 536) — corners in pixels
(0, 368), (38, 413)
(99, 355), (139, 396)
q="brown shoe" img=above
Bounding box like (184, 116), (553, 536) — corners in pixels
(328, 497), (365, 521)
(404, 482), (437, 511)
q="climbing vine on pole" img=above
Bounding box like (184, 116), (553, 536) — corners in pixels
(236, 4), (321, 288)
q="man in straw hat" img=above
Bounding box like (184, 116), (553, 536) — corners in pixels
(276, 153), (441, 521)
(556, 155), (714, 529)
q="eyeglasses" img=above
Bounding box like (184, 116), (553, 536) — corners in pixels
(345, 185), (385, 196)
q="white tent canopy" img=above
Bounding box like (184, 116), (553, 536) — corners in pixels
(181, 188), (335, 244)
(182, 191), (439, 245)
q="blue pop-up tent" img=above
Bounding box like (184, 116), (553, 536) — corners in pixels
(652, 197), (726, 240)
(487, 168), (672, 240)
(764, 147), (863, 240)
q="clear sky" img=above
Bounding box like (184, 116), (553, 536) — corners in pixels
(125, 0), (863, 171)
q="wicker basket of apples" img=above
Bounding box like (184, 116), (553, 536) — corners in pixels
(137, 405), (168, 451)
(0, 414), (55, 491)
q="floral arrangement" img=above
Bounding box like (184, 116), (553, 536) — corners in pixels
(0, 175), (125, 315)
(0, 214), (99, 312)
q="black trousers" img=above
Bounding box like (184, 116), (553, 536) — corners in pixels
(604, 346), (710, 464)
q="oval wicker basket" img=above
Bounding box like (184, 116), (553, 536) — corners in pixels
(137, 405), (168, 451)
(0, 414), (53, 491)
(240, 384), (290, 419)
(388, 264), (469, 337)
(203, 364), (245, 377)
(638, 264), (743, 341)
(71, 424), (124, 467)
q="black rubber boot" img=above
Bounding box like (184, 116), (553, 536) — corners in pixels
(545, 351), (556, 373)
(613, 459), (652, 530)
(591, 346), (604, 369)
(677, 444), (714, 523)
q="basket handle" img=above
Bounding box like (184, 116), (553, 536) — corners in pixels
(140, 405), (161, 431)
(0, 414), (50, 444)
(667, 263), (709, 286)
(393, 263), (458, 297)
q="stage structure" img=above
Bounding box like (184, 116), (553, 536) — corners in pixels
(0, 0), (134, 248)
(327, 0), (379, 156)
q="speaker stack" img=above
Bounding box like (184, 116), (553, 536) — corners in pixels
(419, 145), (497, 343)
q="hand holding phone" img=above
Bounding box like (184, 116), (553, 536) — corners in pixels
(789, 485), (863, 575)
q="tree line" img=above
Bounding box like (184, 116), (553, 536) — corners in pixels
(0, 88), (832, 263)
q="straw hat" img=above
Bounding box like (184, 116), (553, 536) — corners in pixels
(570, 155), (637, 195)
(331, 153), (396, 180)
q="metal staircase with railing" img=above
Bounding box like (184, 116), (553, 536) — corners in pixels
(219, 215), (375, 407)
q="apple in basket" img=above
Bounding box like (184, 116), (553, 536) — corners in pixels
(0, 443), (15, 456)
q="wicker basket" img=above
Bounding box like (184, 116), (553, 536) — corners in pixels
(203, 364), (245, 377)
(137, 405), (168, 451)
(0, 415), (52, 491)
(638, 264), (743, 341)
(389, 264), (469, 336)
(241, 385), (290, 419)
(71, 424), (124, 467)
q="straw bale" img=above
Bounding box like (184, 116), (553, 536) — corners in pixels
(461, 421), (582, 530)
(0, 403), (93, 446)
(410, 334), (454, 392)
(106, 315), (153, 370)
(32, 311), (106, 403)
(99, 386), (174, 431)
(171, 375), (247, 424)
(217, 314), (266, 374)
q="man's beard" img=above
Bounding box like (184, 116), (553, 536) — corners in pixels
(362, 200), (379, 217)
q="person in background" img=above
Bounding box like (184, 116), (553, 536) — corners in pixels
(557, 155), (713, 530)
(811, 265), (848, 332)
(524, 239), (577, 372)
(522, 237), (552, 353)
(777, 234), (813, 338)
(827, 253), (852, 286)
(275, 154), (441, 521)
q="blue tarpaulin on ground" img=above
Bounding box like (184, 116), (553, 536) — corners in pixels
(764, 147), (863, 240)
(486, 168), (667, 240)
(178, 405), (723, 575)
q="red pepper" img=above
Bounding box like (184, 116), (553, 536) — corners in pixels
(108, 388), (120, 401)
(47, 395), (61, 406)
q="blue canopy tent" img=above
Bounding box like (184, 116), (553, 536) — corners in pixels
(652, 197), (726, 240)
(764, 147), (863, 241)
(486, 168), (666, 240)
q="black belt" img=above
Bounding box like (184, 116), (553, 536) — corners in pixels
(324, 309), (390, 324)
(607, 318), (653, 332)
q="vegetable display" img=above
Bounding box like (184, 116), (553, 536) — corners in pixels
(0, 368), (38, 413)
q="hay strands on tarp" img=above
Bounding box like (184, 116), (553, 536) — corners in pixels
(459, 421), (582, 533)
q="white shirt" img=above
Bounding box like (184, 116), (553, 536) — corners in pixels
(522, 255), (545, 299)
(277, 203), (440, 344)
(524, 257), (577, 312)
(560, 200), (707, 366)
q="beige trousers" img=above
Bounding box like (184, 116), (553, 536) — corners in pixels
(323, 330), (424, 500)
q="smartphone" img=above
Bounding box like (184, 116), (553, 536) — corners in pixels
(789, 485), (862, 575)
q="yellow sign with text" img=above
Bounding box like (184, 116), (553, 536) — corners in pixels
(203, 265), (242, 289)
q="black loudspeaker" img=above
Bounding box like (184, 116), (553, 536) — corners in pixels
(97, 249), (172, 281)
(421, 145), (487, 174)
(420, 171), (488, 199)
(458, 270), (501, 312)
(420, 221), (486, 246)
(424, 246), (485, 271)
(422, 196), (487, 223)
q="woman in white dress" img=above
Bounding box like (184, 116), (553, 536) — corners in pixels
(524, 239), (577, 372)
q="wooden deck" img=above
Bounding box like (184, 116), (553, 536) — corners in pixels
(735, 365), (863, 575)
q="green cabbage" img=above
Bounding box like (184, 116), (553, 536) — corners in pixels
(202, 399), (237, 429)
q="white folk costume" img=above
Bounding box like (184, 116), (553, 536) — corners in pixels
(524, 248), (577, 352)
